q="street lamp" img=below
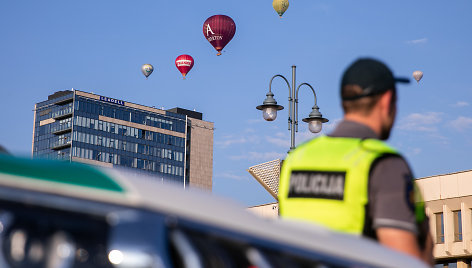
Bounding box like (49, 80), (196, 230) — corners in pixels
(256, 66), (328, 151)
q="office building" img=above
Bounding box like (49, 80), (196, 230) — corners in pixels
(32, 90), (214, 190)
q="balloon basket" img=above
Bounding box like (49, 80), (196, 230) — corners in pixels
(216, 52), (222, 56)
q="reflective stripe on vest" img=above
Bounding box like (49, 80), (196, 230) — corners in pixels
(278, 136), (397, 235)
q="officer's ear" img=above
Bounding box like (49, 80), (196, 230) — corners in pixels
(378, 90), (395, 116)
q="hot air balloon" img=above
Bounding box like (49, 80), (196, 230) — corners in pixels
(413, 70), (423, 83)
(175, 54), (194, 79)
(203, 15), (236, 56)
(273, 0), (289, 18)
(141, 64), (154, 79)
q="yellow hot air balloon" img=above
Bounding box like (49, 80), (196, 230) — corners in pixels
(273, 0), (289, 18)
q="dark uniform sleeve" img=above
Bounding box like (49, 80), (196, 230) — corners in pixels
(369, 155), (418, 234)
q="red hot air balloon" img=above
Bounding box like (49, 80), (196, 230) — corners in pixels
(175, 54), (194, 79)
(203, 15), (236, 56)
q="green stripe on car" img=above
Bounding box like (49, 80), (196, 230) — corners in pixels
(0, 154), (124, 193)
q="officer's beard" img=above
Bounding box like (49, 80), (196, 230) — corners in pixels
(380, 103), (396, 140)
(380, 124), (392, 140)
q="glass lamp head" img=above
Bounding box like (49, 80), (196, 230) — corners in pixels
(308, 119), (322, 133)
(302, 105), (329, 133)
(262, 107), (277, 121)
(256, 91), (284, 121)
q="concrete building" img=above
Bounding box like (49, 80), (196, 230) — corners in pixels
(32, 90), (214, 190)
(417, 169), (472, 268)
(248, 202), (279, 219)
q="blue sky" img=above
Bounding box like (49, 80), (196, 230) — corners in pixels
(1, 1), (471, 206)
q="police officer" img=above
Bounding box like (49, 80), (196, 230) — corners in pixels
(278, 58), (433, 265)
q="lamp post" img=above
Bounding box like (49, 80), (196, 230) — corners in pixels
(256, 66), (328, 151)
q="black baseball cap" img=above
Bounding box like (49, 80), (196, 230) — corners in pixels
(341, 58), (410, 101)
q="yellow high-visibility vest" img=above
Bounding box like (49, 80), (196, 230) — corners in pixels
(279, 136), (402, 234)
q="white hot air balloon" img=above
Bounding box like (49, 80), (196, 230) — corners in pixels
(413, 70), (423, 83)
(141, 64), (154, 79)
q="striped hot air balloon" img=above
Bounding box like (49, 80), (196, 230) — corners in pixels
(203, 15), (236, 56)
(175, 54), (194, 79)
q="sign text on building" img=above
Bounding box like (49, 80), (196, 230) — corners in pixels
(100, 96), (125, 106)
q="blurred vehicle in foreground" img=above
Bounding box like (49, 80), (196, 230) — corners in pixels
(0, 154), (428, 268)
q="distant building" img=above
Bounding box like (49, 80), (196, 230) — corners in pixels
(248, 202), (279, 219)
(417, 169), (472, 268)
(32, 90), (214, 190)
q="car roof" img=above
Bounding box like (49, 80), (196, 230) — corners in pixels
(0, 154), (428, 268)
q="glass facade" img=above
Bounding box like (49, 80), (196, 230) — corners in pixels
(33, 91), (188, 185)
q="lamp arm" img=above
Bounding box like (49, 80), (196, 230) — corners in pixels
(268, 74), (291, 94)
(295, 83), (318, 132)
(269, 74), (292, 129)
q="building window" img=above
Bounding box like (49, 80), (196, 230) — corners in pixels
(454, 210), (462, 242)
(434, 262), (458, 268)
(436, 213), (445, 244)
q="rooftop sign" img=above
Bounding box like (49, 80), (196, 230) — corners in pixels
(100, 96), (125, 106)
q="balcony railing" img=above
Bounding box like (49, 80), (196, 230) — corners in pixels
(51, 139), (71, 150)
(52, 106), (73, 120)
(51, 123), (72, 135)
(53, 96), (73, 105)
